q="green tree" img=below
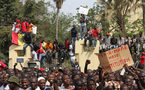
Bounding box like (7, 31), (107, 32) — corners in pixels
(23, 0), (47, 23)
(0, 0), (23, 25)
(98, 0), (140, 37)
(53, 0), (64, 40)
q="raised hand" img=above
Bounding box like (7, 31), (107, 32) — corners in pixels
(86, 60), (91, 65)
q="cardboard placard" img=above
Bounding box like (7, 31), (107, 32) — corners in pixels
(32, 26), (37, 34)
(98, 45), (134, 73)
(79, 7), (89, 15)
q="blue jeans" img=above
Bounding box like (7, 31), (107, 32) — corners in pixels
(39, 53), (46, 67)
(80, 25), (86, 39)
(110, 45), (118, 49)
(70, 55), (75, 67)
(72, 37), (77, 45)
(92, 37), (98, 47)
(23, 44), (33, 55)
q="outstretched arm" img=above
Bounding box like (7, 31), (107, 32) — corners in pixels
(14, 63), (18, 75)
(98, 71), (108, 90)
(54, 76), (59, 90)
(98, 66), (103, 82)
(131, 66), (144, 72)
(19, 61), (23, 70)
(84, 60), (90, 73)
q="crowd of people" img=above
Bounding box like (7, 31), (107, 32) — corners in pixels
(0, 59), (145, 90)
(3, 14), (143, 90)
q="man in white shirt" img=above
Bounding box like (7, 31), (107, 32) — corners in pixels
(31, 49), (38, 60)
(69, 42), (75, 67)
(118, 34), (124, 47)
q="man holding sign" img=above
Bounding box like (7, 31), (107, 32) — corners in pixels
(80, 14), (87, 40)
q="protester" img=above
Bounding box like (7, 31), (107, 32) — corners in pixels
(92, 25), (100, 49)
(8, 76), (22, 90)
(29, 77), (39, 90)
(23, 32), (33, 55)
(137, 32), (144, 55)
(80, 14), (87, 40)
(38, 47), (46, 68)
(59, 75), (74, 90)
(99, 33), (105, 53)
(105, 33), (111, 51)
(118, 34), (124, 47)
(110, 34), (118, 49)
(124, 34), (132, 53)
(69, 41), (75, 67)
(21, 18), (28, 35)
(58, 43), (65, 64)
(33, 40), (40, 51)
(52, 39), (59, 59)
(46, 40), (53, 58)
(138, 52), (145, 69)
(71, 25), (78, 45)
(131, 34), (137, 54)
(84, 26), (93, 51)
(31, 48), (38, 60)
(0, 74), (10, 90)
(64, 38), (70, 60)
(28, 20), (35, 33)
(12, 20), (21, 45)
(38, 77), (46, 90)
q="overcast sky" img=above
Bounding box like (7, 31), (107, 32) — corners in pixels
(47, 0), (96, 15)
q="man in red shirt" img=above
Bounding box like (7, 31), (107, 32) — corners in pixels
(21, 18), (28, 35)
(138, 52), (145, 69)
(92, 25), (100, 49)
(0, 61), (7, 70)
(64, 38), (70, 60)
(37, 47), (46, 67)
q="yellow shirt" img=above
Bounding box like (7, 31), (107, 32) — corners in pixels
(46, 43), (53, 50)
(28, 23), (35, 32)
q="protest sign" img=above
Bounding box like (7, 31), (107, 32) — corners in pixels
(79, 7), (89, 15)
(98, 45), (134, 73)
(32, 26), (37, 34)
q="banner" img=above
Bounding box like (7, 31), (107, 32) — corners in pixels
(98, 45), (134, 73)
(79, 7), (89, 15)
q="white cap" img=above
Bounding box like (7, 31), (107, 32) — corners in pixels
(38, 77), (45, 82)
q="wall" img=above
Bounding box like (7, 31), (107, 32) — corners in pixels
(75, 40), (100, 72)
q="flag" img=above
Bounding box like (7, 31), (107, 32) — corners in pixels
(12, 32), (25, 46)
(18, 33), (25, 46)
(12, 31), (18, 45)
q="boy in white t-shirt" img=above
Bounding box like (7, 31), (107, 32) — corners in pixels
(31, 49), (38, 60)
